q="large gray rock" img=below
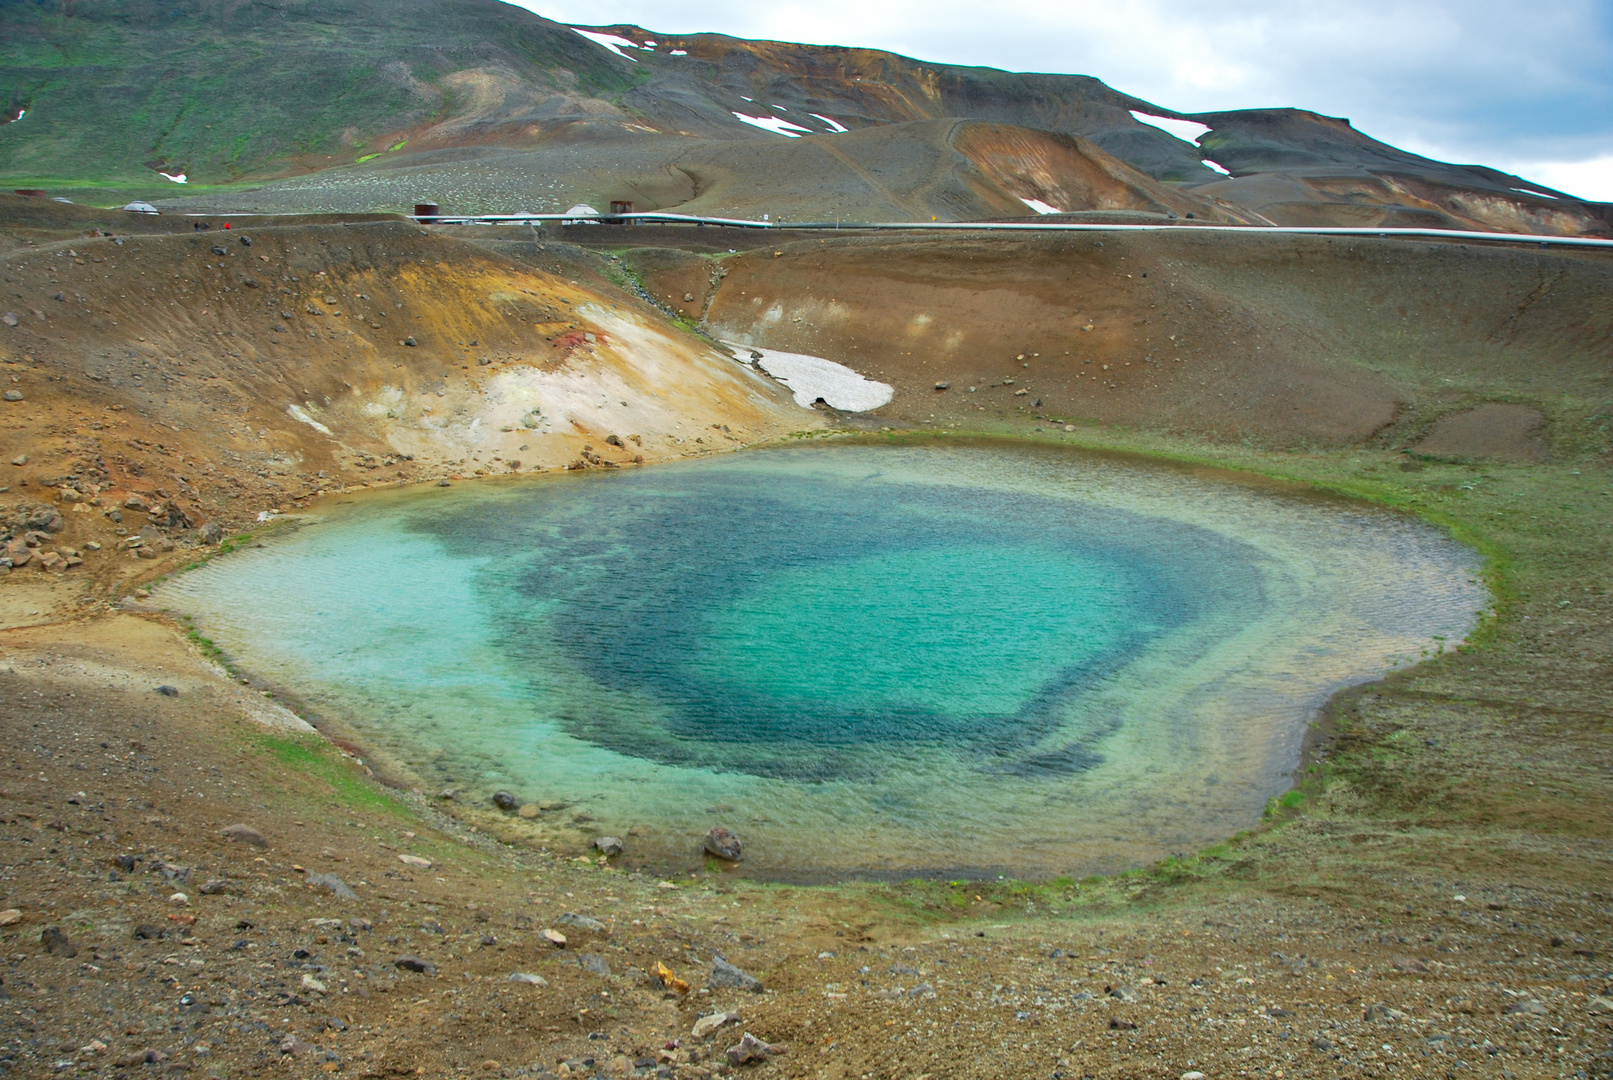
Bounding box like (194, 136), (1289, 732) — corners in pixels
(556, 912), (606, 932)
(306, 872), (357, 900)
(709, 954), (763, 993)
(220, 823), (269, 849)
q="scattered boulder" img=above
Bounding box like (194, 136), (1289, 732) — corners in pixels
(279, 1035), (316, 1056)
(1109, 1017), (1138, 1030)
(220, 824), (269, 849)
(1364, 1003), (1408, 1021)
(542, 929), (567, 948)
(1504, 998), (1548, 1016)
(40, 927), (77, 957)
(156, 685), (179, 697)
(508, 972), (548, 986)
(703, 826), (742, 861)
(709, 955), (764, 993)
(726, 1032), (785, 1066)
(692, 1011), (741, 1039)
(305, 872), (357, 899)
(394, 955), (435, 974)
(397, 854), (432, 869)
(198, 879), (238, 896)
(578, 953), (610, 976)
(491, 790), (519, 811)
(593, 836), (624, 856)
(517, 803), (540, 818)
(199, 522), (223, 545)
(1107, 984), (1138, 1003)
(2, 390), (22, 402)
(0, 909), (21, 927)
(1588, 995), (1613, 1014)
(556, 912), (606, 932)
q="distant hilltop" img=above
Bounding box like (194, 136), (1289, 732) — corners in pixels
(1, 0), (1606, 233)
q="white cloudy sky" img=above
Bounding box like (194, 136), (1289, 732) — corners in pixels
(505, 0), (1613, 200)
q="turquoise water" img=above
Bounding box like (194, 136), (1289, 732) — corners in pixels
(158, 443), (1486, 878)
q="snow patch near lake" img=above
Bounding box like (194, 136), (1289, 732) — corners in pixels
(723, 342), (893, 411)
(1202, 159), (1232, 176)
(1130, 110), (1211, 145)
(810, 113), (848, 133)
(1021, 198), (1061, 215)
(732, 112), (813, 138)
(572, 28), (640, 61)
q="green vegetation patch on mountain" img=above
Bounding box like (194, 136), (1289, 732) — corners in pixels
(0, 0), (638, 184)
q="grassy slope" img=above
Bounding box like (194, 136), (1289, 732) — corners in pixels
(0, 0), (634, 185)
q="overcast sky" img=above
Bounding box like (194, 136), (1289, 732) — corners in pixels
(506, 0), (1613, 200)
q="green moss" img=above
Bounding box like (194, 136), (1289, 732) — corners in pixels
(254, 733), (403, 815)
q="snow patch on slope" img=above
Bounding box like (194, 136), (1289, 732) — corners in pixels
(1130, 111), (1211, 145)
(732, 112), (813, 138)
(572, 28), (640, 61)
(724, 342), (893, 411)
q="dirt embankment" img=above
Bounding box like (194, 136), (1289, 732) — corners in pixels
(0, 210), (820, 606)
(630, 230), (1613, 448)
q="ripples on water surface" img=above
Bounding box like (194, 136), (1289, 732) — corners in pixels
(159, 443), (1485, 878)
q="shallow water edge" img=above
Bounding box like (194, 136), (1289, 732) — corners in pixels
(152, 433), (1489, 883)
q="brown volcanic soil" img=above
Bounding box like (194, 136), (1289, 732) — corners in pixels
(3, 205), (1613, 1079)
(668, 229), (1613, 446)
(0, 201), (817, 613)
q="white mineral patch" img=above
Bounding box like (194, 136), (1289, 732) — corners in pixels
(1129, 110), (1211, 145)
(1021, 197), (1061, 215)
(286, 403), (332, 435)
(723, 342), (893, 411)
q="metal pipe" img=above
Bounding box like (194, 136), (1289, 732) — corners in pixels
(416, 210), (1613, 249)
